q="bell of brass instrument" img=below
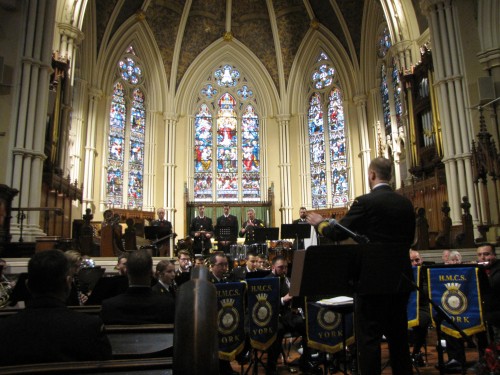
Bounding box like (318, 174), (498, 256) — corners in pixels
(0, 281), (12, 308)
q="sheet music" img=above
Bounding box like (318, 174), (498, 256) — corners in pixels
(304, 225), (317, 249)
(316, 296), (353, 306)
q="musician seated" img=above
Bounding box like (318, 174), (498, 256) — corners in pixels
(194, 255), (204, 267)
(175, 250), (192, 287)
(152, 260), (176, 302)
(266, 256), (311, 374)
(257, 253), (270, 270)
(208, 252), (234, 283)
(100, 249), (174, 324)
(232, 251), (259, 281)
(0, 250), (112, 366)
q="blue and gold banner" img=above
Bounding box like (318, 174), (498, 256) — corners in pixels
(246, 277), (280, 351)
(428, 267), (485, 338)
(407, 266), (420, 328)
(305, 299), (355, 354)
(215, 282), (246, 361)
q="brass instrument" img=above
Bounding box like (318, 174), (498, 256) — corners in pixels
(0, 281), (12, 308)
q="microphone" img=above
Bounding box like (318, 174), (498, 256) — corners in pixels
(328, 219), (370, 244)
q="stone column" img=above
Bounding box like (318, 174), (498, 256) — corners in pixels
(8, 0), (57, 241)
(353, 95), (372, 192)
(420, 0), (478, 225)
(277, 115), (292, 224)
(83, 87), (103, 212)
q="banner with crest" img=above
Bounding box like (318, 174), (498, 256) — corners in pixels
(215, 282), (246, 361)
(428, 267), (485, 338)
(305, 298), (355, 354)
(246, 277), (280, 351)
(407, 266), (419, 328)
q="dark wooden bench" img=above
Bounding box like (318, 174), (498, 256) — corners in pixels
(105, 324), (174, 359)
(0, 357), (172, 374)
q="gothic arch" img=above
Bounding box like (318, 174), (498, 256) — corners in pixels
(175, 39), (280, 118)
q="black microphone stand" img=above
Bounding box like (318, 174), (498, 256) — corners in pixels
(329, 219), (370, 244)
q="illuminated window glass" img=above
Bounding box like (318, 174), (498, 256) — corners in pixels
(378, 27), (391, 58)
(193, 65), (260, 202)
(307, 52), (348, 208)
(380, 63), (391, 136)
(107, 49), (146, 209)
(392, 58), (403, 128)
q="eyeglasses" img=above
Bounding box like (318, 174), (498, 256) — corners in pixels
(477, 252), (491, 257)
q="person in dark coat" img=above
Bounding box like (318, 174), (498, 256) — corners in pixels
(152, 259), (177, 303)
(189, 204), (214, 256)
(215, 205), (239, 254)
(308, 157), (416, 375)
(0, 250), (112, 366)
(101, 249), (174, 324)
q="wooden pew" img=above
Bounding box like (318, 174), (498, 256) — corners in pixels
(105, 324), (174, 359)
(0, 357), (172, 374)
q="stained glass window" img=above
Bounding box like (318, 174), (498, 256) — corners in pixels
(241, 105), (260, 201)
(308, 52), (348, 208)
(194, 104), (213, 201)
(308, 93), (327, 208)
(380, 63), (391, 136)
(378, 27), (391, 58)
(128, 88), (145, 208)
(193, 65), (260, 202)
(392, 58), (403, 128)
(328, 89), (348, 205)
(107, 50), (146, 209)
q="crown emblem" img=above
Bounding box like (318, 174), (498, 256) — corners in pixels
(256, 293), (268, 302)
(220, 298), (235, 308)
(444, 283), (461, 291)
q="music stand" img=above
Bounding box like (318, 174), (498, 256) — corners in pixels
(281, 223), (311, 250)
(215, 225), (234, 241)
(253, 227), (279, 243)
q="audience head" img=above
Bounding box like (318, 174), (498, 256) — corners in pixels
(115, 253), (128, 275)
(126, 249), (153, 285)
(155, 260), (176, 285)
(442, 249), (450, 264)
(27, 250), (71, 299)
(368, 157), (392, 188)
(209, 252), (229, 279)
(409, 250), (423, 267)
(448, 250), (462, 264)
(64, 250), (83, 276)
(476, 243), (496, 265)
(246, 251), (259, 271)
(177, 250), (192, 271)
(271, 256), (288, 277)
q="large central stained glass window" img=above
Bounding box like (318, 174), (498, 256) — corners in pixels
(194, 65), (261, 202)
(308, 52), (348, 208)
(106, 46), (146, 209)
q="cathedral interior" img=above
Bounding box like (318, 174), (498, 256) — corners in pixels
(0, 0), (499, 256)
